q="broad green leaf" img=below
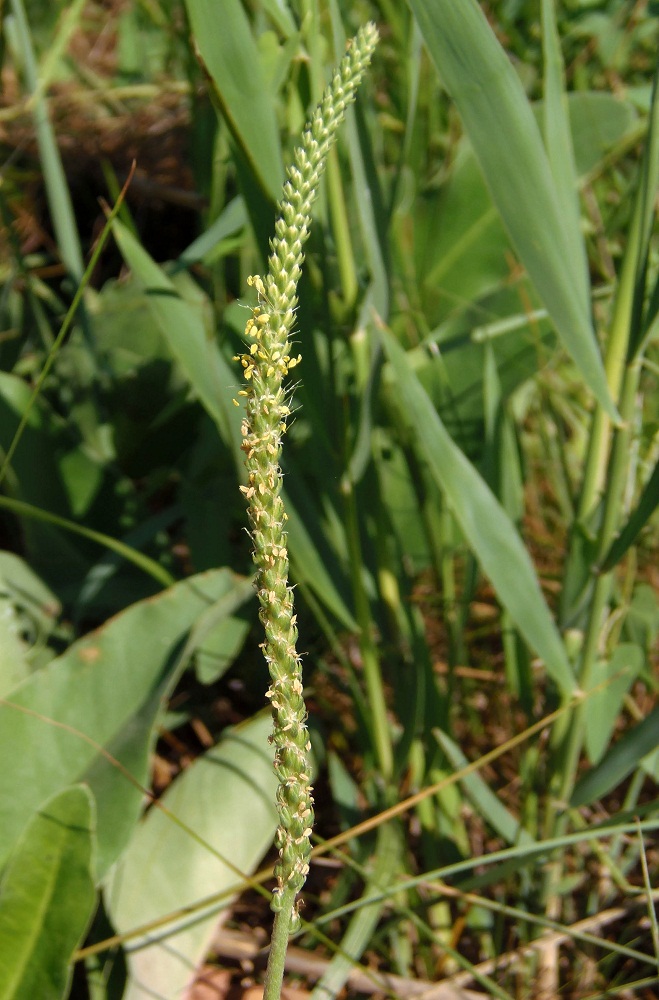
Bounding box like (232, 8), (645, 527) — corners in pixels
(58, 445), (103, 519)
(622, 584), (659, 656)
(0, 569), (253, 877)
(571, 705), (659, 808)
(0, 554), (59, 682)
(0, 595), (31, 697)
(584, 644), (643, 764)
(194, 611), (251, 686)
(106, 713), (279, 1000)
(566, 92), (638, 177)
(408, 0), (617, 421)
(111, 220), (243, 467)
(183, 0), (283, 202)
(0, 372), (73, 516)
(381, 328), (575, 696)
(0, 552), (60, 636)
(419, 144), (511, 319)
(0, 786), (95, 1000)
(0, 375), (168, 591)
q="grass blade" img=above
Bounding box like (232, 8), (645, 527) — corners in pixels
(407, 0), (617, 421)
(571, 706), (659, 808)
(381, 327), (575, 697)
(183, 0), (283, 202)
(600, 457), (659, 571)
(541, 0), (590, 309)
(9, 0), (84, 283)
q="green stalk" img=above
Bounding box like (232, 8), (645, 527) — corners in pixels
(10, 0), (85, 284)
(263, 895), (296, 1000)
(327, 145), (359, 309)
(233, 25), (378, 992)
(343, 479), (394, 780)
(553, 69), (658, 814)
(573, 95), (654, 527)
(557, 359), (642, 807)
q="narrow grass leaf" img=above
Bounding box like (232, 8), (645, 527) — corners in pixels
(601, 457), (659, 571)
(310, 823), (400, 1000)
(541, 0), (590, 308)
(176, 196), (247, 270)
(407, 0), (616, 420)
(284, 487), (358, 632)
(10, 0), (84, 283)
(0, 786), (95, 1000)
(627, 65), (659, 360)
(329, 0), (389, 318)
(111, 220), (243, 466)
(584, 644), (644, 764)
(0, 495), (174, 588)
(435, 729), (535, 847)
(183, 0), (283, 202)
(571, 705), (659, 808)
(381, 328), (575, 696)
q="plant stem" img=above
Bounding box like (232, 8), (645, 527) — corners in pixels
(263, 894), (296, 1000)
(234, 24), (378, 995)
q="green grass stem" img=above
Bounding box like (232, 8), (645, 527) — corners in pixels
(9, 0), (85, 285)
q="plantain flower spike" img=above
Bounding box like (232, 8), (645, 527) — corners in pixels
(234, 22), (378, 926)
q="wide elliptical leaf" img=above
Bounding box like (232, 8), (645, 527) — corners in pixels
(0, 786), (95, 1000)
(0, 569), (254, 877)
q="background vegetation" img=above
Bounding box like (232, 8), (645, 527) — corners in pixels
(0, 0), (657, 998)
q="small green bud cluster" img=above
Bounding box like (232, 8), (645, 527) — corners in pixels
(234, 22), (378, 923)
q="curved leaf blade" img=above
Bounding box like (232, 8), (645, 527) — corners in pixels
(183, 0), (283, 201)
(408, 0), (617, 420)
(381, 329), (575, 696)
(571, 705), (659, 808)
(111, 220), (243, 467)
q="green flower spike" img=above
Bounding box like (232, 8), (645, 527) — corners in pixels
(234, 21), (378, 943)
